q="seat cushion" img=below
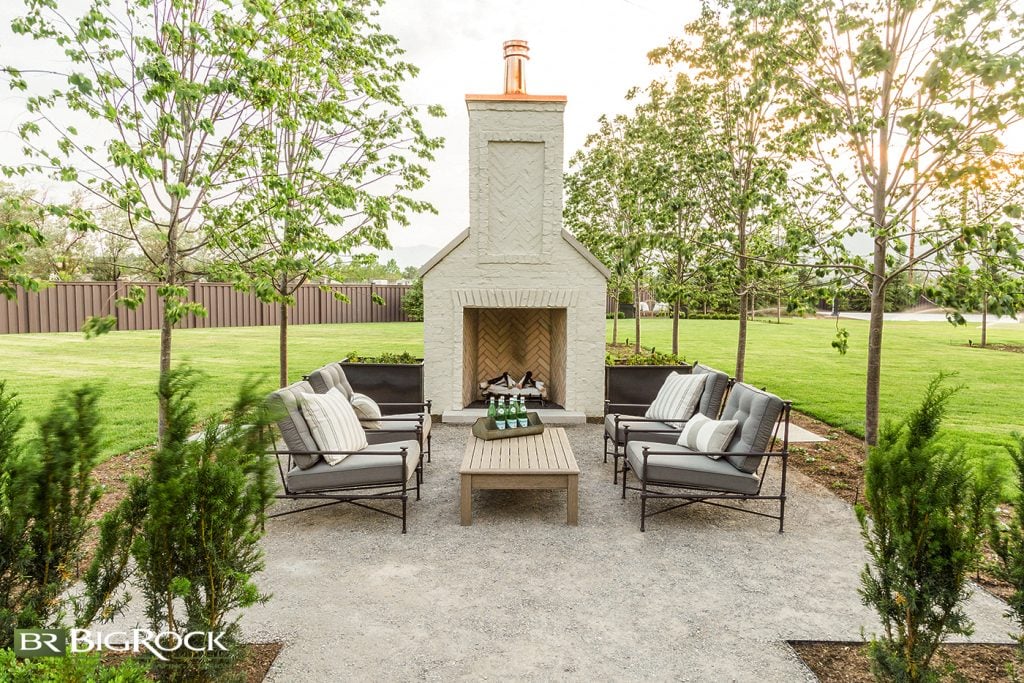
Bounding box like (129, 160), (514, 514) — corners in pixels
(625, 441), (760, 495)
(645, 372), (707, 421)
(721, 384), (784, 473)
(365, 413), (431, 446)
(284, 439), (420, 493)
(267, 381), (320, 470)
(604, 414), (683, 446)
(300, 388), (367, 464)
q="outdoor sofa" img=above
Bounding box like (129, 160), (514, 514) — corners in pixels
(620, 382), (791, 532)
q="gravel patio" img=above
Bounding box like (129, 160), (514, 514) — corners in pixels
(244, 422), (1012, 681)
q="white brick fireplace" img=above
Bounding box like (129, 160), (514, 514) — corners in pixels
(420, 40), (608, 421)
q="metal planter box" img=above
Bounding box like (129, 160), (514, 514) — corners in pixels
(340, 360), (425, 415)
(604, 363), (692, 409)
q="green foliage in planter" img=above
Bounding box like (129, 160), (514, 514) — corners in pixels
(0, 648), (149, 682)
(83, 368), (276, 682)
(856, 375), (993, 682)
(605, 311), (625, 319)
(0, 382), (103, 649)
(343, 350), (420, 364)
(401, 279), (424, 321)
(988, 433), (1024, 658)
(605, 345), (685, 366)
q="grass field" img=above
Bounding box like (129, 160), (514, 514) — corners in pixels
(0, 316), (1021, 472)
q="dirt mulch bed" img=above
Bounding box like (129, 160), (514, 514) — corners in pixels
(790, 640), (1018, 682)
(102, 641), (282, 681)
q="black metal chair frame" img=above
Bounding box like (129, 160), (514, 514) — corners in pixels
(603, 378), (735, 484)
(620, 401), (791, 533)
(268, 426), (422, 534)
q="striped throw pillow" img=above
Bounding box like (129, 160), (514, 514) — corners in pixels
(645, 372), (708, 422)
(350, 392), (382, 430)
(301, 388), (368, 465)
(677, 413), (739, 458)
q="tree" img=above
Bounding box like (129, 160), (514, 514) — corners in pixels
(772, 0), (1024, 444)
(857, 376), (992, 681)
(565, 114), (656, 353)
(5, 0), (283, 441)
(401, 278), (423, 321)
(21, 191), (94, 281)
(0, 183), (44, 299)
(210, 0), (442, 387)
(650, 4), (800, 380)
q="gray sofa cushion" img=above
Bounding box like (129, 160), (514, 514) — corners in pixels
(307, 363), (354, 398)
(284, 439), (420, 493)
(604, 414), (684, 446)
(267, 381), (320, 470)
(365, 413), (431, 447)
(692, 363), (730, 418)
(625, 441), (760, 495)
(721, 383), (783, 473)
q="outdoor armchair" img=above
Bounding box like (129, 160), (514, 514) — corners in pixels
(266, 381), (422, 533)
(620, 382), (791, 532)
(604, 363), (733, 483)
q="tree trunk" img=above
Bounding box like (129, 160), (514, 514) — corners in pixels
(735, 211), (749, 382)
(981, 293), (989, 348)
(279, 302), (289, 388)
(634, 279), (642, 354)
(672, 299), (680, 356)
(777, 290), (782, 324)
(612, 292), (619, 346)
(865, 241), (888, 447)
(157, 220), (179, 445)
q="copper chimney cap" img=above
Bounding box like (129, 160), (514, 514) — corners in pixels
(503, 39), (529, 94)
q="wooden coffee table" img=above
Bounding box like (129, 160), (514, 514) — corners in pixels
(459, 427), (580, 526)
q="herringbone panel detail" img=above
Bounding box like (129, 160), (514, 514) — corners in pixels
(487, 142), (544, 256)
(475, 309), (551, 387)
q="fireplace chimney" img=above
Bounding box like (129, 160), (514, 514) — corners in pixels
(503, 39), (529, 94)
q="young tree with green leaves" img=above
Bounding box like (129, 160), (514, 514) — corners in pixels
(769, 0), (1024, 444)
(4, 0), (284, 441)
(650, 4), (801, 380)
(0, 184), (45, 299)
(210, 0), (443, 387)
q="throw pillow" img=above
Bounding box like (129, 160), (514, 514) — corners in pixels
(300, 387), (367, 465)
(350, 392), (382, 430)
(677, 413), (739, 458)
(645, 372), (708, 422)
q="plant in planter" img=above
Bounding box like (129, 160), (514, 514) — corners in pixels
(340, 351), (425, 411)
(604, 344), (690, 408)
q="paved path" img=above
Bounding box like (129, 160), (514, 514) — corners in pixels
(242, 423), (1012, 682)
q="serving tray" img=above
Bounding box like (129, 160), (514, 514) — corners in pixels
(471, 412), (545, 441)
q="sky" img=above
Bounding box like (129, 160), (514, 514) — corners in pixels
(0, 0), (702, 267)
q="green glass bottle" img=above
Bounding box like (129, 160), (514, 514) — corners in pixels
(496, 396), (506, 430)
(487, 396), (496, 422)
(517, 396), (528, 428)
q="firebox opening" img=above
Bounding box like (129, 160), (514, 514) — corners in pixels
(462, 307), (567, 409)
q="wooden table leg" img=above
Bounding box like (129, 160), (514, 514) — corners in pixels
(566, 474), (578, 526)
(460, 474), (473, 526)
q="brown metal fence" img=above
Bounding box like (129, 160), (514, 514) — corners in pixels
(0, 282), (414, 334)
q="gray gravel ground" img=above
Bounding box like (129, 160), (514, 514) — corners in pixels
(241, 423), (1011, 681)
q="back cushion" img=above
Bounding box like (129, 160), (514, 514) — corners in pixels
(307, 363), (354, 399)
(720, 383), (783, 473)
(645, 372), (708, 422)
(267, 381), (320, 470)
(300, 388), (368, 465)
(692, 364), (730, 418)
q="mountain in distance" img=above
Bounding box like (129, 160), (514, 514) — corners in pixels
(372, 243), (444, 270)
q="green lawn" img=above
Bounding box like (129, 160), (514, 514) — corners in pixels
(0, 323), (425, 458)
(0, 317), (1021, 472)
